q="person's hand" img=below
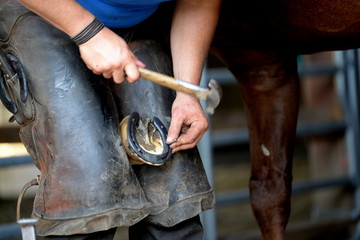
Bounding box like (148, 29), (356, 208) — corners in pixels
(166, 92), (209, 153)
(78, 27), (145, 83)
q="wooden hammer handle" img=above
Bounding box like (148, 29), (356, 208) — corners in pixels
(139, 68), (208, 100)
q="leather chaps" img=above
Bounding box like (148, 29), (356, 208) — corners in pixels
(0, 0), (215, 236)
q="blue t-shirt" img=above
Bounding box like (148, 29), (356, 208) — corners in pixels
(76, 0), (171, 28)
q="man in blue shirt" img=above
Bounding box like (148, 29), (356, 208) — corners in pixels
(0, 0), (220, 239)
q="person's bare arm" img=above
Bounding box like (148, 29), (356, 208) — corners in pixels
(171, 0), (220, 85)
(166, 0), (221, 152)
(18, 0), (93, 36)
(18, 0), (145, 83)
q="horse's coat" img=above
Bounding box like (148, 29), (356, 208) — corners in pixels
(211, 1), (360, 239)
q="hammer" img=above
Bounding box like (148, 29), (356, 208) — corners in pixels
(139, 68), (222, 114)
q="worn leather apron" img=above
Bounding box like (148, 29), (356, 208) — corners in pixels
(0, 0), (215, 236)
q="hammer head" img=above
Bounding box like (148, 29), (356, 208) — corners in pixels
(205, 79), (222, 115)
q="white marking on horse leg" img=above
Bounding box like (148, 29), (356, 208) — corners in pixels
(261, 144), (270, 156)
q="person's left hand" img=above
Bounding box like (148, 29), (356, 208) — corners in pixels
(166, 92), (209, 153)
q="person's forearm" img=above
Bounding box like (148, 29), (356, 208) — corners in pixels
(18, 0), (94, 37)
(171, 0), (220, 85)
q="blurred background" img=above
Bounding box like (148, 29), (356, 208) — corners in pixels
(1, 49), (359, 240)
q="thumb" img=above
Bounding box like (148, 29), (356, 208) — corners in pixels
(166, 118), (182, 144)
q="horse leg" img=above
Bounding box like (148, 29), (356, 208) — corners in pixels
(225, 52), (300, 240)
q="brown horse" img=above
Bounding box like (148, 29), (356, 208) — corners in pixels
(210, 1), (360, 239)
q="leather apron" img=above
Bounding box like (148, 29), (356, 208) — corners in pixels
(0, 0), (215, 236)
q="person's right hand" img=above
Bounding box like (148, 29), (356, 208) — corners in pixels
(78, 27), (145, 84)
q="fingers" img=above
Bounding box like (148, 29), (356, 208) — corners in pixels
(166, 95), (209, 153)
(110, 70), (125, 83)
(169, 124), (207, 153)
(166, 113), (208, 153)
(136, 59), (146, 68)
(90, 60), (143, 84)
(166, 117), (183, 145)
(102, 70), (112, 79)
(79, 30), (145, 84)
(124, 63), (140, 83)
